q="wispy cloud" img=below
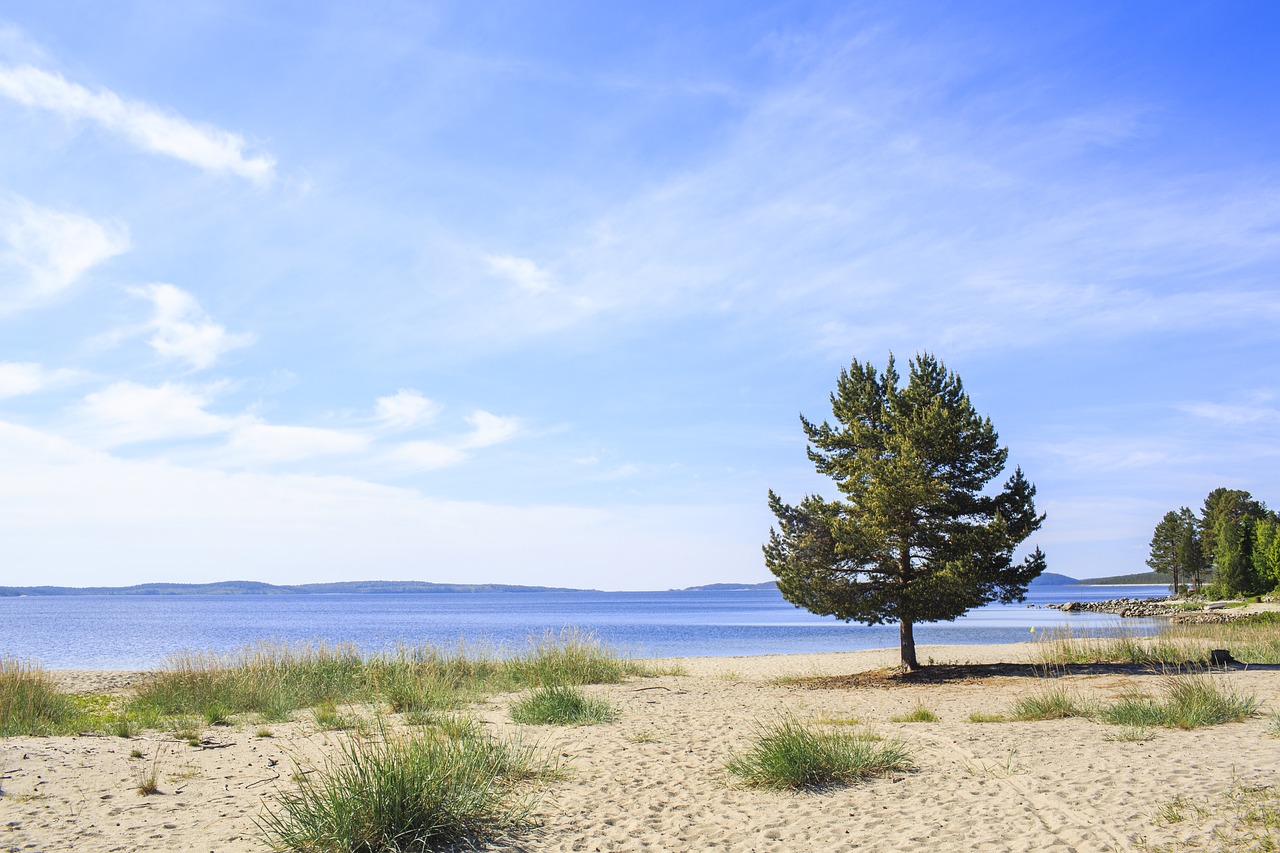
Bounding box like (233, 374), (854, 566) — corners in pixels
(224, 424), (369, 464)
(127, 284), (254, 370)
(0, 64), (275, 182)
(78, 381), (241, 446)
(460, 411), (519, 448)
(486, 255), (555, 294)
(0, 361), (77, 399)
(374, 389), (441, 429)
(0, 196), (129, 312)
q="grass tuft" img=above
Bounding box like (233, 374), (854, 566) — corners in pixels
(891, 706), (939, 723)
(509, 685), (616, 726)
(1011, 686), (1093, 721)
(0, 658), (83, 736)
(724, 716), (912, 790)
(1100, 673), (1257, 730)
(258, 719), (552, 852)
(966, 712), (1007, 723)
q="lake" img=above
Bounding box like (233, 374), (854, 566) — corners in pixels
(0, 584), (1168, 669)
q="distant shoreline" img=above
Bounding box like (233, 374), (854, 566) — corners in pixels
(0, 574), (1165, 597)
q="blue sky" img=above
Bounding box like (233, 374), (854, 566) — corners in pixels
(1, 1), (1278, 590)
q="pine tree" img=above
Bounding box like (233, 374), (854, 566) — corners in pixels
(764, 353), (1046, 671)
(1147, 510), (1183, 591)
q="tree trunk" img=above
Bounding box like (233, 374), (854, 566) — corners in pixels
(899, 619), (919, 671)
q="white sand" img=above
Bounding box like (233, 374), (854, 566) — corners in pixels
(5, 643), (1278, 852)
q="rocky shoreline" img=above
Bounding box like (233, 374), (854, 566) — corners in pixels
(1044, 597), (1264, 624)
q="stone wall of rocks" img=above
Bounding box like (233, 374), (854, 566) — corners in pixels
(1044, 597), (1179, 618)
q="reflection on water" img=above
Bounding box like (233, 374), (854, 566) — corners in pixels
(0, 584), (1168, 669)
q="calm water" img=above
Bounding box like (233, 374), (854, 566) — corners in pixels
(0, 585), (1168, 669)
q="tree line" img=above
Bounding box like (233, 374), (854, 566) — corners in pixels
(1147, 488), (1280, 597)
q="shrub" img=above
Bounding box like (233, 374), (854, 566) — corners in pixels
(725, 716), (912, 790)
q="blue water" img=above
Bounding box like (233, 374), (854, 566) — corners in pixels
(0, 585), (1168, 669)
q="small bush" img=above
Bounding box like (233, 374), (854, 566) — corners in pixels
(724, 716), (912, 790)
(509, 686), (616, 726)
(258, 719), (550, 852)
(1101, 674), (1257, 729)
(1011, 687), (1092, 721)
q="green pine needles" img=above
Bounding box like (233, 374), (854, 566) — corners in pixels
(766, 353), (1045, 670)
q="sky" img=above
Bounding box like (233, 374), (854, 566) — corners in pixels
(1, 1), (1278, 591)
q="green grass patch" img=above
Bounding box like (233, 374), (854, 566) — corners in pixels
(1032, 618), (1280, 667)
(258, 719), (553, 852)
(890, 706), (939, 723)
(1099, 674), (1257, 730)
(966, 712), (1007, 723)
(0, 658), (94, 736)
(509, 685), (616, 726)
(724, 716), (912, 790)
(1011, 686), (1093, 721)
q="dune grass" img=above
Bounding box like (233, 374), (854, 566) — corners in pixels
(0, 658), (84, 736)
(1099, 673), (1258, 730)
(890, 706), (939, 723)
(725, 716), (912, 790)
(259, 718), (554, 852)
(509, 685), (616, 726)
(1010, 686), (1094, 721)
(1031, 615), (1280, 667)
(0, 632), (653, 738)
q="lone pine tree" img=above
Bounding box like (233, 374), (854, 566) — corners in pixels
(764, 353), (1046, 671)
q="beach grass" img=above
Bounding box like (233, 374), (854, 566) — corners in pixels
(509, 685), (617, 726)
(1011, 686), (1094, 721)
(890, 706), (939, 723)
(725, 716), (912, 790)
(0, 658), (84, 736)
(258, 718), (553, 852)
(1031, 615), (1280, 667)
(1099, 673), (1258, 730)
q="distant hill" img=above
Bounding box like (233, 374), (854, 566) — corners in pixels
(1075, 571), (1173, 586)
(1030, 572), (1079, 586)
(677, 581), (778, 592)
(0, 579), (585, 597)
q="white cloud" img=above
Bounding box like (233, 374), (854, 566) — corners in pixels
(79, 381), (239, 446)
(0, 197), (129, 311)
(0, 64), (275, 182)
(1181, 401), (1280, 426)
(391, 440), (469, 471)
(461, 410), (519, 448)
(0, 362), (77, 399)
(486, 254), (555, 294)
(225, 424), (368, 464)
(129, 283), (253, 370)
(374, 389), (441, 429)
(0, 420), (765, 590)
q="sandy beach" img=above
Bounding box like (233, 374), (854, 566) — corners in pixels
(5, 642), (1279, 852)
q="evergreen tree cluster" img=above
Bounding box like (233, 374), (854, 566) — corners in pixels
(1148, 488), (1280, 597)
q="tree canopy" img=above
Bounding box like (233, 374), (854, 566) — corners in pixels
(764, 353), (1046, 671)
(1148, 488), (1278, 597)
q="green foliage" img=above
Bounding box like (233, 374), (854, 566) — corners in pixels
(1253, 517), (1280, 592)
(258, 719), (552, 852)
(509, 685), (616, 726)
(765, 353), (1045, 670)
(724, 716), (913, 790)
